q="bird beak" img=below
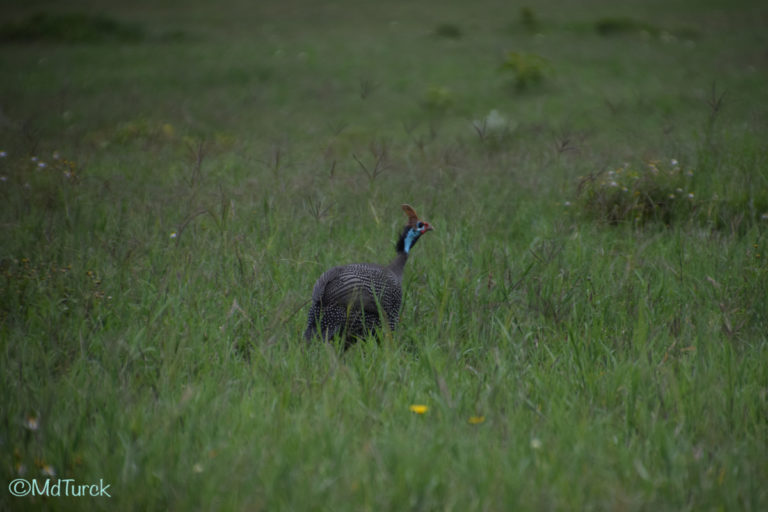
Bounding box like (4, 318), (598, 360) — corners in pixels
(420, 222), (434, 233)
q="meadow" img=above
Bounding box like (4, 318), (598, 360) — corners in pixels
(1, 0), (767, 510)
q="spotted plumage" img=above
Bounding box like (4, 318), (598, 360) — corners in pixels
(304, 204), (434, 346)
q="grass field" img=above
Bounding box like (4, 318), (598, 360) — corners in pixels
(1, 0), (767, 510)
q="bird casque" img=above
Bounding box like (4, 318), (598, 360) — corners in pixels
(304, 204), (434, 346)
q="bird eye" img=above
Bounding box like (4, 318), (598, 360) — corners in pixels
(417, 221), (423, 229)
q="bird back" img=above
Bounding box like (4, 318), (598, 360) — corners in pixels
(305, 263), (402, 343)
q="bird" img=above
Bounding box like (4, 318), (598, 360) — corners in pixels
(304, 204), (434, 347)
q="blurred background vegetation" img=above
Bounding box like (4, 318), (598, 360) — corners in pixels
(1, 0), (766, 510)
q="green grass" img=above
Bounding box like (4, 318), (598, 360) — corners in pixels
(1, 0), (767, 510)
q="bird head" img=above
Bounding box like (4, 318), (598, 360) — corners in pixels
(398, 204), (434, 253)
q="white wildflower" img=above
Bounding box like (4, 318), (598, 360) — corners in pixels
(472, 109), (509, 133)
(485, 109), (507, 130)
(530, 438), (542, 450)
(170, 231), (178, 239)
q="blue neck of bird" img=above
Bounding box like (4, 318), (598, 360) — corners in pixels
(403, 229), (420, 253)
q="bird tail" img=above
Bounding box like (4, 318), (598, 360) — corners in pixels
(304, 306), (318, 341)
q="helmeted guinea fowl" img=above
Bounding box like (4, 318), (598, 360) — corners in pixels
(304, 204), (434, 346)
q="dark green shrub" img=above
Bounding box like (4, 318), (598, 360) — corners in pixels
(433, 23), (462, 39)
(595, 17), (658, 37)
(0, 12), (144, 43)
(500, 51), (549, 91)
(574, 159), (696, 225)
(421, 85), (454, 113)
(520, 7), (539, 32)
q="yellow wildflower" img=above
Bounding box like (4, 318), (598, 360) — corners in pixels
(409, 404), (428, 414)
